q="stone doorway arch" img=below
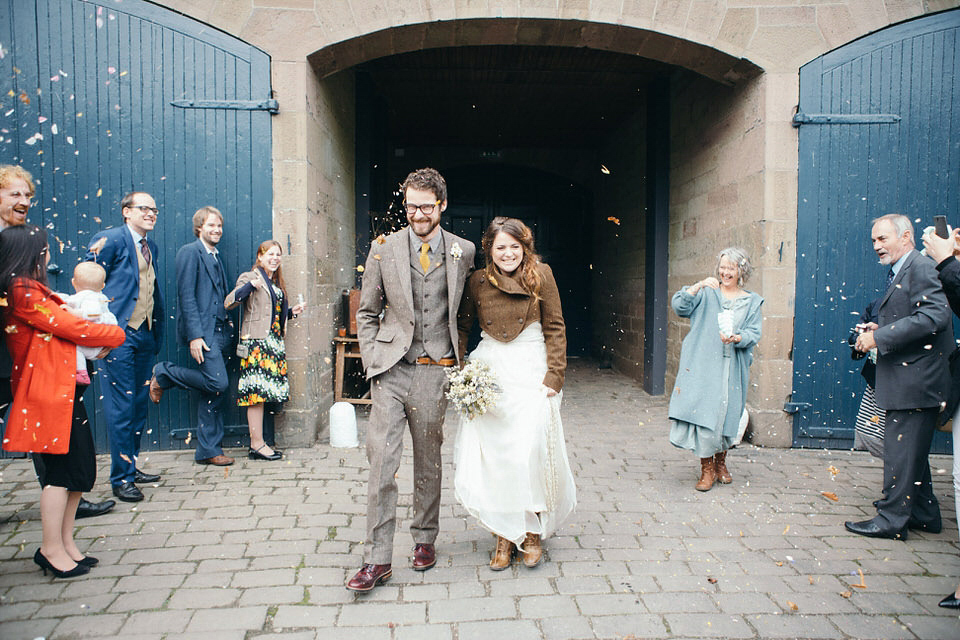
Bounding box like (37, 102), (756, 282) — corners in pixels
(308, 18), (761, 87)
(302, 18), (764, 414)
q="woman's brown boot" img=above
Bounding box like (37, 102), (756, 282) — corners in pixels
(490, 535), (514, 571)
(522, 533), (543, 568)
(695, 457), (716, 491)
(714, 451), (732, 484)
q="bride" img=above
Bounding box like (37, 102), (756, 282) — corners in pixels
(455, 217), (576, 570)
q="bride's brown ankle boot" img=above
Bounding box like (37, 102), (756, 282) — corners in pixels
(714, 451), (732, 484)
(490, 535), (514, 571)
(696, 457), (716, 491)
(522, 533), (542, 568)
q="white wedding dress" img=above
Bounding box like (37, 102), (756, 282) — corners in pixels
(454, 322), (577, 548)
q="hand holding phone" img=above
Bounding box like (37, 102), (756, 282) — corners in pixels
(935, 215), (949, 238)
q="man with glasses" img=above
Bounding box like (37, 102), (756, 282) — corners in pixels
(0, 165), (116, 519)
(86, 192), (165, 502)
(348, 168), (476, 592)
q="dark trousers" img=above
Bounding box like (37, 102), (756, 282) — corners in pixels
(876, 407), (941, 529)
(99, 325), (156, 487)
(153, 324), (231, 461)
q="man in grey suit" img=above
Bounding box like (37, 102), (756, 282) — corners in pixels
(347, 168), (476, 592)
(846, 213), (952, 539)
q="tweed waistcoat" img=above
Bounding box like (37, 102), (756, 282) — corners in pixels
(404, 238), (453, 362)
(128, 243), (156, 330)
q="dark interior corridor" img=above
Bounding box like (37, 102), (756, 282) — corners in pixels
(352, 44), (674, 360)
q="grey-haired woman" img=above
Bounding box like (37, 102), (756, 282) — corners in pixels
(667, 248), (763, 491)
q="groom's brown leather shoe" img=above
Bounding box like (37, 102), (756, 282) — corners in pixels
(346, 564), (392, 592)
(148, 375), (164, 403)
(412, 543), (436, 571)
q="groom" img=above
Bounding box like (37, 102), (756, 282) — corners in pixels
(348, 168), (475, 592)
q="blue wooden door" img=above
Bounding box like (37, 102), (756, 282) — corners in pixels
(0, 0), (275, 454)
(792, 9), (960, 452)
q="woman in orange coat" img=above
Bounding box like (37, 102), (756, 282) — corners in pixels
(0, 225), (125, 579)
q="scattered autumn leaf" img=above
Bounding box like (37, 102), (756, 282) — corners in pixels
(852, 568), (867, 589)
(782, 525), (790, 535)
(787, 601), (798, 611)
(821, 491), (839, 501)
(841, 590), (852, 598)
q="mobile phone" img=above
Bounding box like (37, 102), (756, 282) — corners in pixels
(934, 215), (949, 238)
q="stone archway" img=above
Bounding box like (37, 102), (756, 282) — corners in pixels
(308, 18), (761, 86)
(303, 19), (767, 415)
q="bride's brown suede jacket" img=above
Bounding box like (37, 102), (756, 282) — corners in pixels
(456, 262), (566, 392)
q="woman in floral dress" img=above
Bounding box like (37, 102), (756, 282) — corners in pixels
(225, 240), (304, 461)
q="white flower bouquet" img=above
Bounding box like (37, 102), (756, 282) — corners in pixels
(446, 359), (501, 420)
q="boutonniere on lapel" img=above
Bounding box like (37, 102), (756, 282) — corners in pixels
(450, 242), (463, 262)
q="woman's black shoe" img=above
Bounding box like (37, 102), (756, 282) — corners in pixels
(33, 549), (90, 579)
(938, 592), (960, 609)
(78, 555), (99, 567)
(249, 445), (282, 461)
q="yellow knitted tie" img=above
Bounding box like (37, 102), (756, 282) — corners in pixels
(419, 242), (431, 273)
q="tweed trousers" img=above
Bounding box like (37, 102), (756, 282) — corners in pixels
(364, 360), (450, 565)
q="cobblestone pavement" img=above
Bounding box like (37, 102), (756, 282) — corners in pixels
(1, 360), (959, 639)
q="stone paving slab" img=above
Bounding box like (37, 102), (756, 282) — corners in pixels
(2, 360), (960, 638)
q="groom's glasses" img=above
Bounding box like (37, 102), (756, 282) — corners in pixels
(405, 201), (441, 215)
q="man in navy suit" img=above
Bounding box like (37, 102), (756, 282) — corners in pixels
(846, 214), (952, 539)
(149, 206), (235, 466)
(87, 192), (165, 502)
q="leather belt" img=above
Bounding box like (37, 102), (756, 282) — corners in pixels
(416, 356), (456, 366)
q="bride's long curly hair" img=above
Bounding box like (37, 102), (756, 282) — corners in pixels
(481, 217), (542, 298)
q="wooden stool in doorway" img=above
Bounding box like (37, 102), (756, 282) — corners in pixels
(334, 335), (371, 404)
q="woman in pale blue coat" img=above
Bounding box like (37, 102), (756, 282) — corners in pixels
(668, 248), (763, 491)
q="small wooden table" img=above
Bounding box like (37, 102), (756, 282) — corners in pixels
(334, 335), (371, 404)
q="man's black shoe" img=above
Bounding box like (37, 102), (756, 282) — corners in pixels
(112, 482), (144, 503)
(75, 498), (116, 519)
(134, 469), (161, 484)
(844, 518), (907, 540)
(907, 516), (942, 533)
